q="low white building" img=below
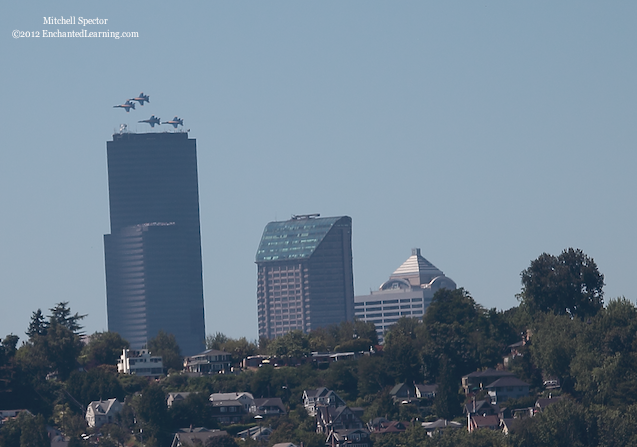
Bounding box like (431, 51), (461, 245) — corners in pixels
(86, 399), (123, 428)
(117, 349), (163, 378)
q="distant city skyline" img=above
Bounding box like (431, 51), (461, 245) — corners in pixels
(2, 2), (637, 343)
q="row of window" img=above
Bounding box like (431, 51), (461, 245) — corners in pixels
(355, 309), (423, 318)
(354, 297), (423, 307)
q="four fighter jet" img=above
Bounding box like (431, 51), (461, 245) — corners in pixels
(114, 93), (185, 129)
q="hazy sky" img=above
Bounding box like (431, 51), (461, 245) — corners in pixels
(2, 1), (636, 344)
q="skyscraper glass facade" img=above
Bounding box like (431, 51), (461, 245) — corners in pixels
(104, 132), (205, 356)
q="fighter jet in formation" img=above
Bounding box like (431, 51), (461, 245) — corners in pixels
(113, 100), (136, 112)
(130, 92), (150, 106)
(161, 116), (184, 128)
(138, 115), (161, 127)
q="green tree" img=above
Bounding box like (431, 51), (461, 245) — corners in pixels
(66, 367), (125, 407)
(26, 310), (47, 340)
(530, 313), (581, 391)
(48, 302), (86, 335)
(0, 412), (49, 447)
(148, 330), (182, 372)
(383, 317), (422, 384)
(81, 331), (129, 368)
(267, 330), (310, 359)
(135, 383), (170, 446)
(509, 399), (596, 447)
(433, 355), (462, 420)
(519, 248), (604, 319)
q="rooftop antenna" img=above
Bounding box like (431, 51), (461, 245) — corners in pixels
(119, 123), (128, 135)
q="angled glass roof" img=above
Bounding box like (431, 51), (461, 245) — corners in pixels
(256, 216), (346, 262)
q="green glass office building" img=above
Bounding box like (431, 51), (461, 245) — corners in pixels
(256, 215), (355, 339)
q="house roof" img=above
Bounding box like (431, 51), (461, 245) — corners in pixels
(303, 387), (331, 398)
(237, 426), (273, 438)
(464, 368), (515, 379)
(177, 427), (217, 433)
(209, 392), (254, 401)
(87, 399), (121, 415)
(415, 384), (437, 394)
(252, 398), (285, 411)
(189, 349), (231, 358)
(536, 396), (564, 410)
(486, 377), (530, 388)
(172, 430), (227, 446)
(210, 400), (244, 408)
(422, 419), (463, 430)
(389, 383), (410, 396)
(374, 421), (408, 434)
(470, 414), (500, 428)
(464, 399), (500, 414)
(327, 428), (370, 441)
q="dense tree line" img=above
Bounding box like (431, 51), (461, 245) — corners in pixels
(2, 248), (637, 446)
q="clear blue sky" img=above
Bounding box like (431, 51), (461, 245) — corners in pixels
(2, 1), (636, 344)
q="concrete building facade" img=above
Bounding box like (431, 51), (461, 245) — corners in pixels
(104, 132), (205, 355)
(256, 215), (354, 339)
(354, 248), (456, 342)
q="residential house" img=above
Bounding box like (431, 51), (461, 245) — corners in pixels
(170, 428), (228, 447)
(183, 349), (232, 374)
(242, 355), (270, 370)
(535, 395), (564, 413)
(237, 426), (273, 442)
(415, 384), (438, 399)
(462, 369), (515, 394)
(325, 428), (373, 447)
(499, 418), (516, 435)
(369, 420), (408, 435)
(250, 397), (286, 417)
(389, 383), (415, 403)
(302, 387), (345, 416)
(85, 399), (123, 428)
(503, 340), (525, 367)
(117, 349), (163, 378)
(167, 392), (193, 408)
(463, 399), (500, 417)
(486, 377), (530, 404)
(210, 400), (245, 424)
(209, 392), (254, 412)
(316, 406), (365, 434)
(468, 414), (500, 433)
(421, 419), (463, 437)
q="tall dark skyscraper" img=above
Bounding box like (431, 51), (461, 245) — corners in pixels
(104, 132), (205, 356)
(255, 214), (355, 339)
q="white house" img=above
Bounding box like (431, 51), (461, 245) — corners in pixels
(117, 349), (163, 378)
(86, 399), (123, 428)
